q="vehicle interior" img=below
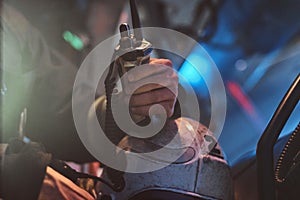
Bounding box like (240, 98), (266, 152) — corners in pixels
(1, 0), (300, 199)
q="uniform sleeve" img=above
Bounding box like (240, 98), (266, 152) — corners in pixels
(2, 4), (99, 162)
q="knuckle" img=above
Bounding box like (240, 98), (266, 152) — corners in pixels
(166, 104), (173, 117)
(161, 59), (173, 67)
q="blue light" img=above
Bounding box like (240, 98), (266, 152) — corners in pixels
(179, 46), (212, 86)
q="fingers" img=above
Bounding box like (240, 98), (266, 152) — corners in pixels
(127, 64), (169, 82)
(126, 58), (173, 82)
(149, 58), (173, 68)
(133, 83), (164, 94)
(121, 58), (178, 118)
(130, 87), (177, 107)
(125, 71), (178, 95)
(130, 100), (176, 118)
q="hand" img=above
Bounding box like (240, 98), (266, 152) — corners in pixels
(123, 58), (178, 118)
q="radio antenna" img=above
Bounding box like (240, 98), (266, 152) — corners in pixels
(129, 0), (143, 41)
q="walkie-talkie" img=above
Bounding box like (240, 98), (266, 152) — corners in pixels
(116, 0), (152, 74)
(105, 0), (153, 134)
(102, 0), (152, 192)
(115, 22), (152, 78)
(112, 0), (152, 90)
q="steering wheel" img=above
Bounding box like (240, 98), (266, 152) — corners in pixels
(275, 122), (300, 199)
(275, 122), (300, 184)
(256, 74), (300, 200)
